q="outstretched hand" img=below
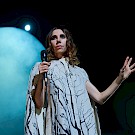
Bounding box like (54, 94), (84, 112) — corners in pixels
(120, 56), (135, 80)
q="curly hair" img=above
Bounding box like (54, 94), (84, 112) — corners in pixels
(45, 27), (80, 66)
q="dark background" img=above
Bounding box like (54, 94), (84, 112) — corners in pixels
(1, 1), (135, 134)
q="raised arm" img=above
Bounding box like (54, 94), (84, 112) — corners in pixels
(86, 56), (135, 105)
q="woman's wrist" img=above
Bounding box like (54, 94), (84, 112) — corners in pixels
(116, 74), (125, 85)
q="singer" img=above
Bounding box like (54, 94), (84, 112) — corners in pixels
(24, 27), (135, 135)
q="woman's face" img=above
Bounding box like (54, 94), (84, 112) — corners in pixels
(50, 29), (67, 58)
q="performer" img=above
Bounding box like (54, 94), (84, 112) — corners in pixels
(24, 26), (135, 135)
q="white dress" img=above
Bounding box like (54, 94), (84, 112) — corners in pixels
(46, 58), (101, 135)
(24, 58), (101, 135)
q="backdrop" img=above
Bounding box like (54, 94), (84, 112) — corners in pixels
(0, 27), (45, 135)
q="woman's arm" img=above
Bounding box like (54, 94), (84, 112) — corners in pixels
(86, 56), (135, 105)
(34, 73), (45, 109)
(33, 61), (50, 109)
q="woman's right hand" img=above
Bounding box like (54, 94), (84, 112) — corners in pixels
(38, 61), (51, 74)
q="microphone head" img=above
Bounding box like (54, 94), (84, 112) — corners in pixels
(41, 50), (47, 61)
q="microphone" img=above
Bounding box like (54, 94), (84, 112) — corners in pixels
(41, 50), (47, 62)
(40, 50), (48, 108)
(41, 50), (47, 78)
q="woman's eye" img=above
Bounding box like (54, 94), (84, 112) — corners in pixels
(50, 34), (66, 40)
(50, 35), (57, 40)
(60, 34), (66, 39)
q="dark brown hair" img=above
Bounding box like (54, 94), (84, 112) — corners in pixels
(45, 27), (80, 66)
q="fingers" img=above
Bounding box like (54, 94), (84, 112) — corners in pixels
(123, 56), (129, 67)
(130, 63), (135, 69)
(39, 62), (51, 74)
(129, 63), (135, 74)
(131, 68), (135, 73)
(127, 57), (132, 66)
(120, 56), (133, 73)
(40, 61), (51, 66)
(122, 56), (133, 68)
(122, 56), (135, 73)
(121, 56), (129, 71)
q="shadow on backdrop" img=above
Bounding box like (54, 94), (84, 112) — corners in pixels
(104, 82), (135, 135)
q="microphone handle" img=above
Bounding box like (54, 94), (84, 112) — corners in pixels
(44, 72), (48, 108)
(44, 72), (47, 89)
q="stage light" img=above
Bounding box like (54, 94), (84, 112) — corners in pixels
(24, 24), (31, 31)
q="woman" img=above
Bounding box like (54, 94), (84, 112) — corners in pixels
(24, 27), (135, 135)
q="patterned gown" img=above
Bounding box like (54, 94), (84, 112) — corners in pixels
(24, 58), (101, 135)
(46, 58), (101, 135)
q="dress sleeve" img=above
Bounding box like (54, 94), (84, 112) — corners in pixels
(27, 62), (41, 93)
(79, 68), (101, 135)
(80, 67), (90, 81)
(24, 62), (41, 135)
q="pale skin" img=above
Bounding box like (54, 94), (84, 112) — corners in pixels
(34, 29), (135, 109)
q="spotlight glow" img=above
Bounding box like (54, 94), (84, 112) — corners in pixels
(24, 24), (31, 31)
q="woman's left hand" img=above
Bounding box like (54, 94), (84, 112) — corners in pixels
(120, 56), (135, 80)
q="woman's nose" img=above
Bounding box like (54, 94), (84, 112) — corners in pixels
(57, 37), (61, 41)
